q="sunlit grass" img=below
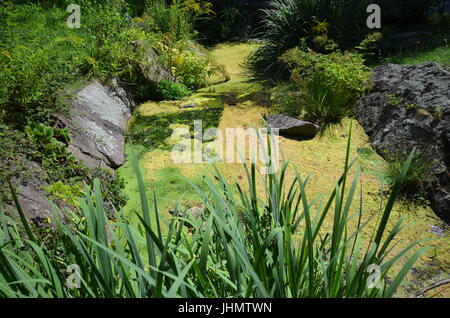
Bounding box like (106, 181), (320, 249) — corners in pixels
(0, 128), (433, 297)
(382, 42), (450, 67)
(118, 42), (450, 297)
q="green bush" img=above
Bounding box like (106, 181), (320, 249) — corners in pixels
(153, 41), (221, 89)
(44, 181), (84, 208)
(247, 0), (371, 77)
(144, 0), (193, 42)
(154, 80), (191, 100)
(275, 48), (369, 128)
(0, 130), (429, 297)
(25, 123), (72, 163)
(170, 47), (217, 90)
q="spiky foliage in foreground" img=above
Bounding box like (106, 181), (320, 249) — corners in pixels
(0, 129), (428, 297)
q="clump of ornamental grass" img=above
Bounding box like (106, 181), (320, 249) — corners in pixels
(0, 125), (428, 297)
(247, 0), (371, 78)
(384, 148), (437, 200)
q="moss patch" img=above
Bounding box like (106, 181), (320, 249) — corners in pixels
(120, 42), (450, 298)
(128, 104), (223, 151)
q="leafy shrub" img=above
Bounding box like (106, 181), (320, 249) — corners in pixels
(355, 32), (384, 64)
(0, 131), (429, 297)
(283, 48), (369, 97)
(25, 123), (72, 163)
(44, 181), (83, 207)
(276, 48), (369, 127)
(247, 0), (371, 77)
(155, 41), (221, 89)
(171, 48), (217, 89)
(154, 80), (191, 100)
(143, 0), (212, 41)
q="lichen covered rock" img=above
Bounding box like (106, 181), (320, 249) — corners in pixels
(57, 79), (134, 169)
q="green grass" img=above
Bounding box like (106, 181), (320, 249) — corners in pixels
(0, 130), (430, 297)
(384, 149), (436, 199)
(381, 38), (450, 67)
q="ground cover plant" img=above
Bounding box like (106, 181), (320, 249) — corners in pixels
(128, 106), (223, 151)
(0, 130), (429, 297)
(153, 80), (192, 101)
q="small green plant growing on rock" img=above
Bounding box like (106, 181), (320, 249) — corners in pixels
(433, 105), (444, 120)
(387, 94), (402, 106)
(405, 103), (417, 110)
(25, 123), (72, 163)
(44, 181), (83, 207)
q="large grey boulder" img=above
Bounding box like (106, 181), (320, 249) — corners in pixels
(355, 62), (450, 223)
(57, 79), (134, 169)
(267, 114), (320, 139)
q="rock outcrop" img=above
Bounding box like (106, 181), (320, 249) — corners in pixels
(56, 79), (134, 170)
(355, 62), (450, 222)
(58, 41), (178, 170)
(5, 160), (70, 223)
(393, 31), (433, 50)
(130, 40), (178, 84)
(267, 114), (320, 139)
